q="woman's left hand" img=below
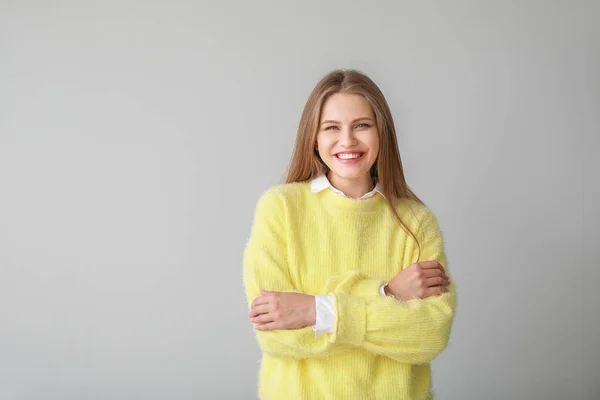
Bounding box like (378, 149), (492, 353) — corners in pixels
(250, 290), (316, 331)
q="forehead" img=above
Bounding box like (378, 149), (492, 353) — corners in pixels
(320, 93), (374, 121)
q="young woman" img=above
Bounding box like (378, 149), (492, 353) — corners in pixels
(242, 69), (456, 400)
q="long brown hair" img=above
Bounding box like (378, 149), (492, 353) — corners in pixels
(286, 69), (424, 260)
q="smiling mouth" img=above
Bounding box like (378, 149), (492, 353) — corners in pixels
(335, 152), (364, 160)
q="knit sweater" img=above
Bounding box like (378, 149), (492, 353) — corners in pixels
(242, 181), (456, 400)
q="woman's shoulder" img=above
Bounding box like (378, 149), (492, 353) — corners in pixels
(261, 181), (310, 198)
(394, 197), (438, 230)
(255, 181), (311, 210)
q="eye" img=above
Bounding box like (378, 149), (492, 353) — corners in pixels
(356, 123), (370, 128)
(324, 125), (339, 130)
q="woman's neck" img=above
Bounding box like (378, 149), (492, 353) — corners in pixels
(327, 172), (374, 199)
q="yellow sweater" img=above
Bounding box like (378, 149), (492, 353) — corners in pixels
(242, 181), (456, 400)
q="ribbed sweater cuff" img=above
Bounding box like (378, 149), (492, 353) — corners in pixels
(349, 279), (385, 298)
(329, 293), (366, 347)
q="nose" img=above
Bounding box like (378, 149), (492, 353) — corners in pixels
(339, 127), (358, 148)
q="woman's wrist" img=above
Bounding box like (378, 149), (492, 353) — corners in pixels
(384, 284), (403, 301)
(305, 295), (317, 326)
(383, 284), (394, 297)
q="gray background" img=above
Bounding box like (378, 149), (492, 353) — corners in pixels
(1, 1), (598, 399)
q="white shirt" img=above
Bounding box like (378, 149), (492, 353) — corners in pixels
(309, 175), (389, 338)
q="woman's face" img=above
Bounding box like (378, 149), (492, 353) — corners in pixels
(316, 93), (379, 185)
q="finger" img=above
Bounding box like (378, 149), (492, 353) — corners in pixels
(255, 322), (278, 331)
(423, 286), (449, 298)
(251, 296), (270, 308)
(419, 260), (445, 271)
(251, 313), (275, 324)
(425, 276), (451, 287)
(423, 269), (449, 280)
(250, 304), (271, 318)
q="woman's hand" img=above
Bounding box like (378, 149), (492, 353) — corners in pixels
(385, 260), (451, 301)
(250, 290), (316, 331)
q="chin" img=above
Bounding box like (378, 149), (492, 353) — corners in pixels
(329, 168), (370, 180)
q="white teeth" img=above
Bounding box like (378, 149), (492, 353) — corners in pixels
(337, 153), (362, 159)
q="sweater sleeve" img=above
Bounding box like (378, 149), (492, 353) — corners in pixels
(242, 188), (354, 359)
(327, 206), (457, 365)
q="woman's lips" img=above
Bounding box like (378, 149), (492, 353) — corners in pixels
(334, 152), (364, 164)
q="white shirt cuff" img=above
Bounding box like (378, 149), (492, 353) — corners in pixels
(380, 283), (388, 296)
(313, 283), (388, 338)
(312, 295), (335, 338)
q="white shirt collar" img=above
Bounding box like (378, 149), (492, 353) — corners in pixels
(310, 175), (384, 200)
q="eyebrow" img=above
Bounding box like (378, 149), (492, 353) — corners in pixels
(320, 117), (374, 126)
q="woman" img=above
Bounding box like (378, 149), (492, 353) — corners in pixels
(242, 69), (456, 399)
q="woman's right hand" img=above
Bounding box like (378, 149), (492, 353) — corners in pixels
(384, 260), (451, 301)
